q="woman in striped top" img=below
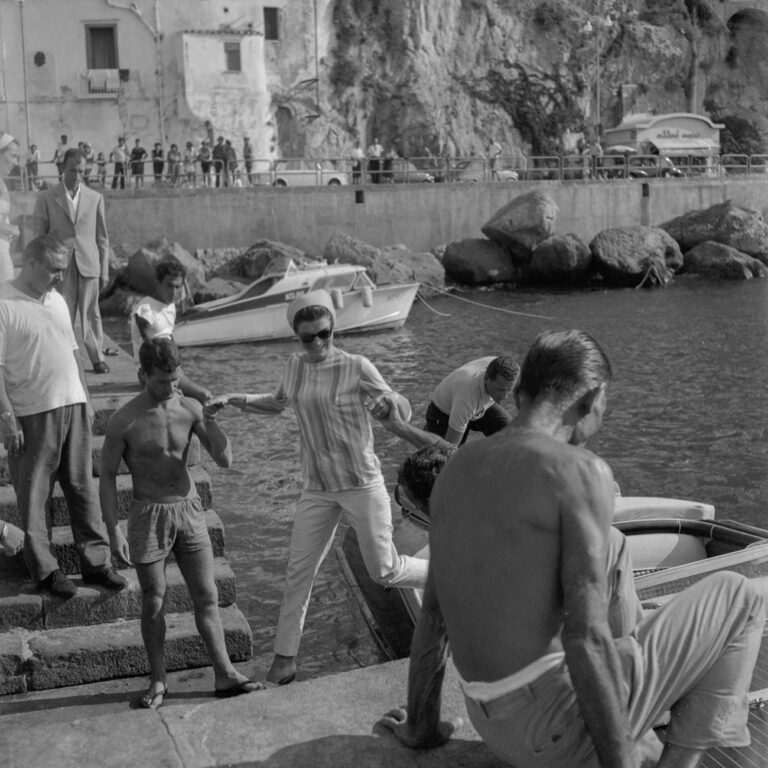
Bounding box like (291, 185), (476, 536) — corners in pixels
(207, 290), (428, 687)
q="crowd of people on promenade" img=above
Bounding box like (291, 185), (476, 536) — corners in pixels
(0, 130), (765, 766)
(17, 130), (260, 191)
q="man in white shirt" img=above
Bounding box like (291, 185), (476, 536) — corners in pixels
(0, 235), (127, 597)
(130, 260), (211, 405)
(425, 356), (519, 445)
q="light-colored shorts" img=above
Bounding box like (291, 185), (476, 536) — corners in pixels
(127, 495), (210, 564)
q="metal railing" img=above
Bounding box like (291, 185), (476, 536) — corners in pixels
(9, 153), (768, 193)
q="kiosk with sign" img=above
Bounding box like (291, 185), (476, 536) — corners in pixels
(604, 112), (724, 176)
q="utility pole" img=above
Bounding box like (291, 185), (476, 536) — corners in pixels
(18, 0), (31, 148)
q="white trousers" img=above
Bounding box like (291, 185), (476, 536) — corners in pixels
(273, 480), (428, 657)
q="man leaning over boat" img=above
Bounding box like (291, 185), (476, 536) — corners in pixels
(378, 329), (765, 768)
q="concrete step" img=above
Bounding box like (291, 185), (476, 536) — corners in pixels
(0, 508), (226, 578)
(0, 465), (213, 527)
(0, 557), (238, 632)
(0, 434), (201, 485)
(0, 603), (252, 694)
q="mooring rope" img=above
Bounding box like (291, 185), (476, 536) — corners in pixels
(416, 292), (452, 316)
(424, 285), (556, 321)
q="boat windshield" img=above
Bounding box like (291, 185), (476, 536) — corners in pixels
(240, 276), (281, 300)
(351, 272), (375, 289)
(311, 272), (358, 292)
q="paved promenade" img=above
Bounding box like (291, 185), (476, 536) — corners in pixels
(2, 657), (496, 768)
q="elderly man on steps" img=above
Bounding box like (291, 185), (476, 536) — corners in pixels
(0, 236), (127, 598)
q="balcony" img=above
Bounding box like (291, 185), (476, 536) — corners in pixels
(78, 69), (126, 99)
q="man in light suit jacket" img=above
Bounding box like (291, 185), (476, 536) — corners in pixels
(32, 148), (111, 373)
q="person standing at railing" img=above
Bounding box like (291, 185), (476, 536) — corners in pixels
(183, 141), (197, 187)
(367, 137), (384, 184)
(487, 139), (503, 181)
(130, 139), (148, 189)
(212, 136), (226, 188)
(96, 152), (107, 188)
(26, 143), (40, 192)
(351, 141), (366, 184)
(82, 142), (95, 186)
(224, 140), (237, 187)
(109, 136), (128, 190)
(52, 134), (70, 182)
(589, 138), (604, 180)
(243, 137), (254, 186)
(198, 140), (213, 187)
(0, 134), (21, 282)
(151, 142), (164, 186)
(167, 144), (181, 187)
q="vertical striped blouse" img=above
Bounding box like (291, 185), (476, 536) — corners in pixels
(252, 349), (392, 492)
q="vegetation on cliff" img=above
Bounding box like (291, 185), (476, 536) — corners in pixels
(284, 0), (766, 160)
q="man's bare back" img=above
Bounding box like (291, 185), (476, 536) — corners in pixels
(430, 425), (615, 683)
(109, 390), (202, 503)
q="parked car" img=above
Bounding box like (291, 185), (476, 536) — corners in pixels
(388, 159), (434, 183)
(272, 159), (348, 187)
(448, 158), (518, 182)
(628, 155), (685, 178)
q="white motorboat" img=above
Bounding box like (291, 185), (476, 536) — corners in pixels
(173, 259), (420, 347)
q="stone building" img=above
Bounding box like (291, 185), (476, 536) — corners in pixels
(0, 0), (324, 164)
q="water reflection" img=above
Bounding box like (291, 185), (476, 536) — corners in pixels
(108, 278), (768, 675)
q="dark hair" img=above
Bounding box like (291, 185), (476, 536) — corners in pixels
(24, 235), (69, 264)
(397, 444), (455, 509)
(155, 259), (186, 283)
(139, 337), (181, 375)
(292, 305), (334, 332)
(62, 148), (84, 165)
(485, 356), (520, 383)
(516, 330), (612, 405)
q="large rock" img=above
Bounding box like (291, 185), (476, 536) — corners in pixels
(193, 247), (245, 278)
(192, 277), (247, 303)
(683, 241), (768, 280)
(379, 245), (445, 292)
(99, 287), (144, 317)
(323, 231), (382, 271)
(121, 241), (206, 297)
(590, 226), (683, 287)
(442, 238), (517, 285)
(525, 234), (593, 284)
(238, 240), (308, 281)
(481, 191), (558, 266)
(660, 201), (768, 264)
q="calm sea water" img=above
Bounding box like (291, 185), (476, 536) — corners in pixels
(107, 277), (768, 677)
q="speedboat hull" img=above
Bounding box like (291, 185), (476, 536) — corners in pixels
(173, 282), (419, 347)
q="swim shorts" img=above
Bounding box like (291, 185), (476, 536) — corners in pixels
(127, 495), (210, 564)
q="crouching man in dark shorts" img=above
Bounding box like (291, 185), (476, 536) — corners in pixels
(99, 337), (263, 709)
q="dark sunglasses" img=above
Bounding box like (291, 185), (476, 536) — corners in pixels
(298, 328), (333, 344)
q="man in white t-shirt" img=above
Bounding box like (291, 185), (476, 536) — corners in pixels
(0, 236), (128, 598)
(424, 356), (519, 445)
(130, 260), (211, 405)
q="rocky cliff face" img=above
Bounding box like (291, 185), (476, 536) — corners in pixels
(275, 0), (764, 159)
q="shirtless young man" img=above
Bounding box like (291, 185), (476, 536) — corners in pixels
(99, 337), (262, 709)
(380, 330), (765, 768)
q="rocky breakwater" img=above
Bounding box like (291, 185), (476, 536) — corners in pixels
(440, 192), (768, 290)
(100, 234), (445, 320)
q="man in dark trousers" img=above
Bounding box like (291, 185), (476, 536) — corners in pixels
(0, 235), (127, 598)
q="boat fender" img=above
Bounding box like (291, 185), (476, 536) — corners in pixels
(330, 288), (344, 310)
(361, 285), (373, 307)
